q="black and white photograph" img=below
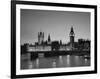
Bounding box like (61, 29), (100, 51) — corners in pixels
(11, 1), (97, 78)
(21, 9), (91, 69)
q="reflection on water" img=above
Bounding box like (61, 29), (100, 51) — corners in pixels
(28, 61), (32, 69)
(21, 54), (90, 69)
(36, 58), (39, 68)
(59, 56), (63, 66)
(52, 60), (56, 68)
(66, 55), (70, 67)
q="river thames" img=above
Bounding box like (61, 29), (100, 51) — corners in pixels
(21, 53), (90, 69)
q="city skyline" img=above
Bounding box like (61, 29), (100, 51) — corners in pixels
(21, 9), (90, 45)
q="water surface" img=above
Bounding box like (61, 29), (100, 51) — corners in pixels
(21, 53), (90, 69)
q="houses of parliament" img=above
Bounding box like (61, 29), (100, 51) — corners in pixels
(26, 26), (90, 52)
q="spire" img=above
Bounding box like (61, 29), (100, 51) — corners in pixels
(40, 29), (42, 35)
(69, 26), (75, 36)
(71, 26), (74, 33)
(48, 34), (51, 42)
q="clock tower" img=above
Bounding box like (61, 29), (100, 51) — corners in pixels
(69, 26), (75, 49)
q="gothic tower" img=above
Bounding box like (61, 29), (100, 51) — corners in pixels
(69, 26), (75, 49)
(48, 34), (51, 44)
(38, 32), (44, 45)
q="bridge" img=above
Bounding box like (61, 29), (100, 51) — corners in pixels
(28, 50), (90, 60)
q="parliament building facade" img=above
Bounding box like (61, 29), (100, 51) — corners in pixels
(26, 27), (90, 52)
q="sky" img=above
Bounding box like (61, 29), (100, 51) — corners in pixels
(21, 9), (90, 45)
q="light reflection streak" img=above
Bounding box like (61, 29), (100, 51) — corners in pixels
(59, 56), (63, 65)
(36, 58), (39, 68)
(52, 59), (56, 68)
(66, 55), (70, 66)
(28, 61), (33, 69)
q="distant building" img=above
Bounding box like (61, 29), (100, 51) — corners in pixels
(69, 26), (75, 50)
(78, 39), (90, 51)
(25, 26), (90, 52)
(47, 34), (51, 45)
(38, 32), (44, 45)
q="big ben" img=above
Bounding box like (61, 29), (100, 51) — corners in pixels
(69, 26), (75, 49)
